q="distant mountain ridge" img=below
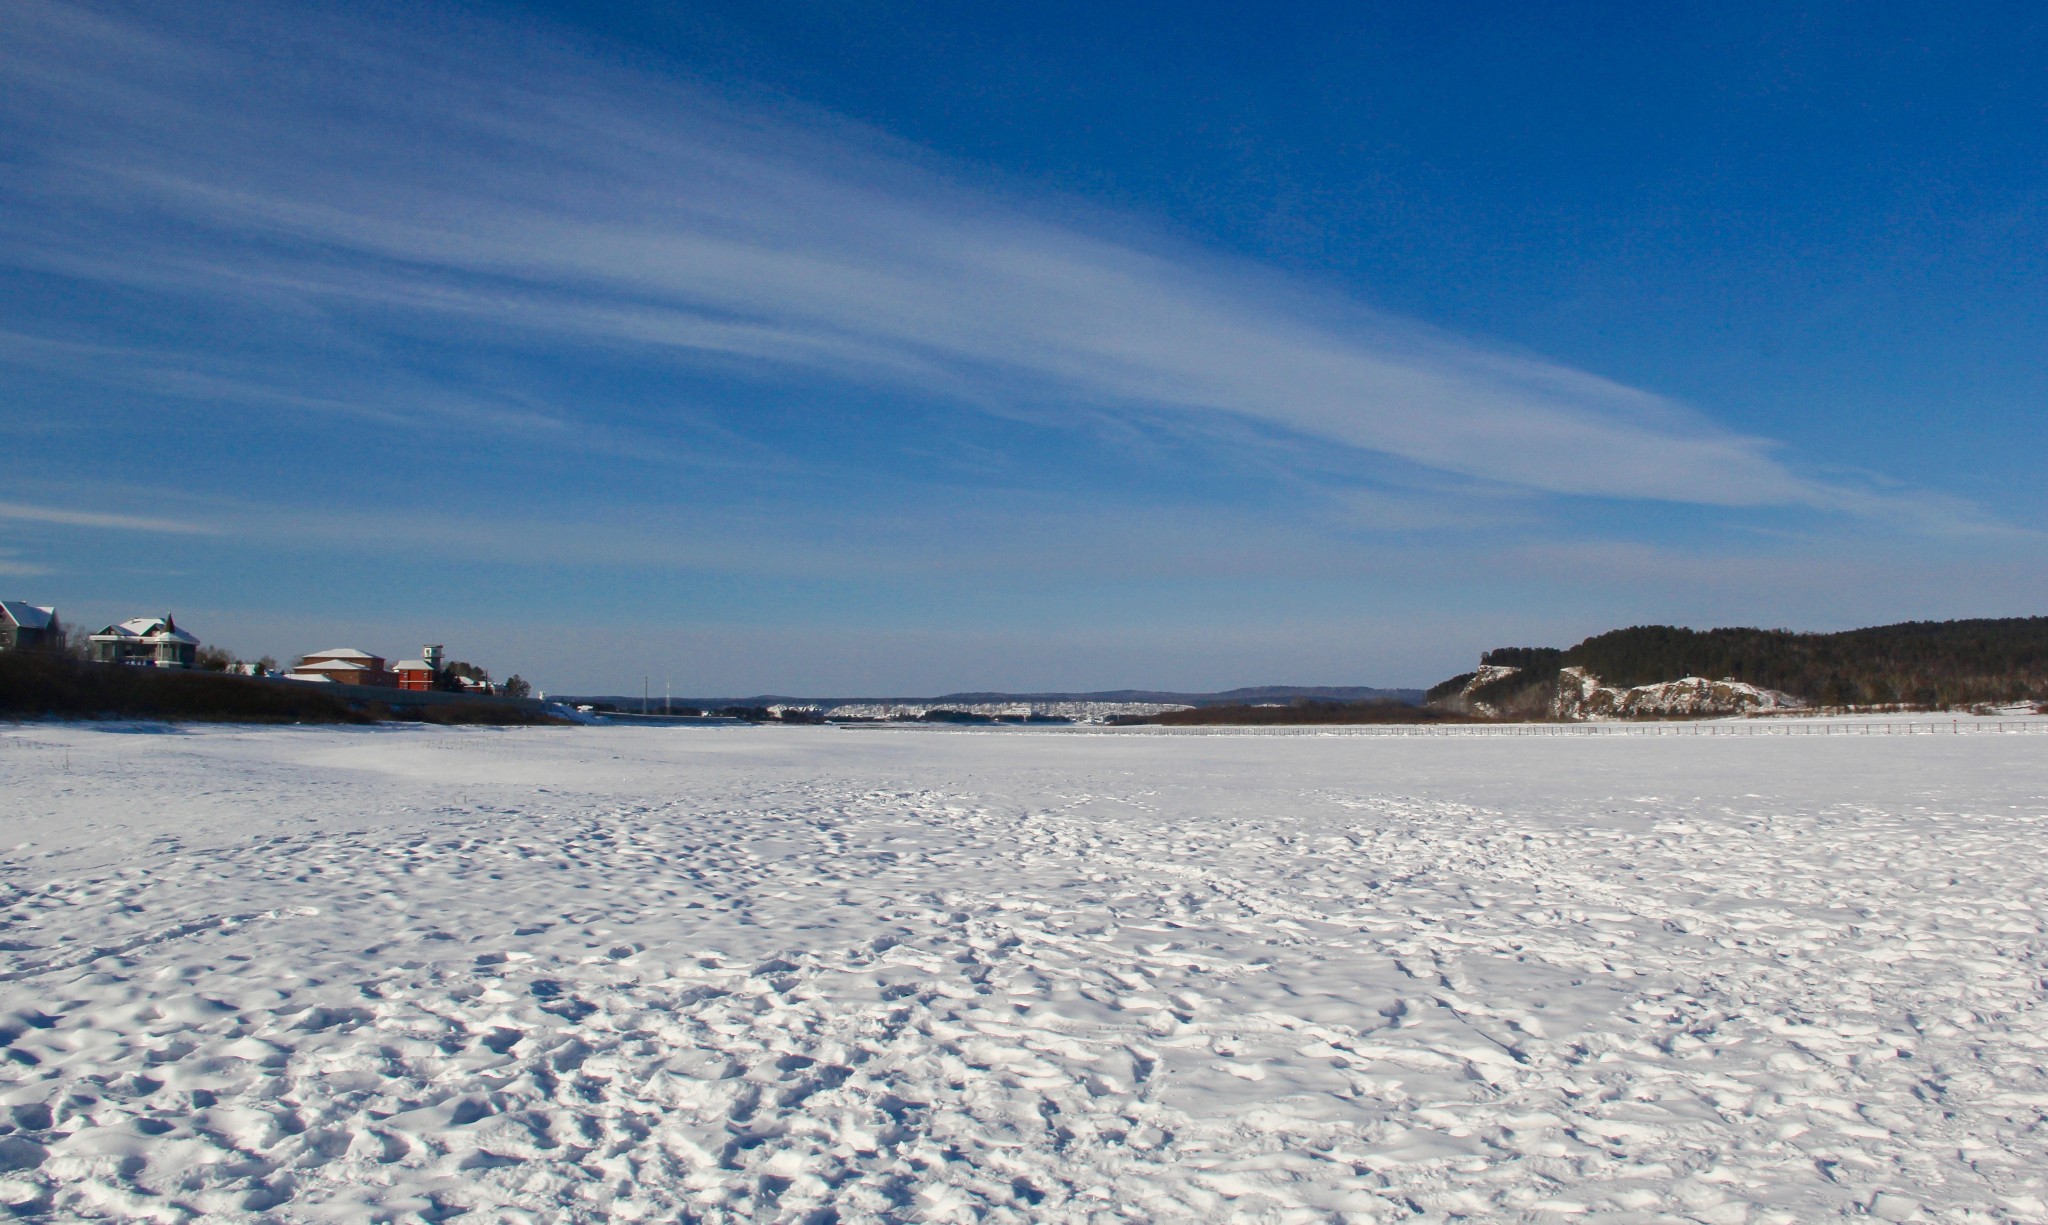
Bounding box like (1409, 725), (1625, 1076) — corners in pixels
(566, 685), (1425, 710)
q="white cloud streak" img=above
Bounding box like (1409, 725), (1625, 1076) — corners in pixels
(0, 1), (1943, 516)
(0, 499), (214, 535)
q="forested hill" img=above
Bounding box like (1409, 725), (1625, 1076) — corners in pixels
(1441, 617), (2048, 708)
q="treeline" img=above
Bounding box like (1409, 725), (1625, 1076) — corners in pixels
(0, 652), (561, 725)
(1434, 617), (2048, 709)
(0, 650), (370, 722)
(718, 706), (822, 724)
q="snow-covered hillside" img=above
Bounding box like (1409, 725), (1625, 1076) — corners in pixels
(2, 723), (2044, 1221)
(1552, 666), (1803, 719)
(1445, 664), (1802, 720)
(1445, 664), (1526, 717)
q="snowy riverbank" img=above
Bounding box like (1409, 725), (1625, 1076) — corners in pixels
(3, 723), (2045, 1221)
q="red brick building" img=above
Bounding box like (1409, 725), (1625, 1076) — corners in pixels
(395, 644), (449, 692)
(287, 648), (397, 687)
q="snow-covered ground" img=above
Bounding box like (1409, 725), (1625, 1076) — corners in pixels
(3, 721), (2045, 1223)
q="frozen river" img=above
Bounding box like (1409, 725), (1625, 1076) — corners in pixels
(2, 721), (2045, 1222)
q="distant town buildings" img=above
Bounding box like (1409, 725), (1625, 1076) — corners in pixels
(285, 643), (496, 692)
(2, 602), (525, 697)
(0, 601), (60, 652)
(89, 614), (199, 668)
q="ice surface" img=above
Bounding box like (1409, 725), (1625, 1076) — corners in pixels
(2, 721), (2046, 1222)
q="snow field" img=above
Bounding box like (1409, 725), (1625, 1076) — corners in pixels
(1, 723), (2045, 1222)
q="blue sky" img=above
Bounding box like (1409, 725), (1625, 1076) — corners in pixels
(2, 0), (2043, 695)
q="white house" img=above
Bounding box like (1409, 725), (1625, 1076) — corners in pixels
(89, 615), (200, 668)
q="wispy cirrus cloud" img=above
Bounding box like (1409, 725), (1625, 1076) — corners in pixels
(0, 499), (214, 535)
(0, 0), (1943, 523)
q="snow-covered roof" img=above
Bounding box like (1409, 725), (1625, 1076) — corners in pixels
(393, 659), (435, 671)
(289, 659), (369, 673)
(301, 648), (379, 660)
(0, 601), (55, 630)
(91, 615), (199, 644)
